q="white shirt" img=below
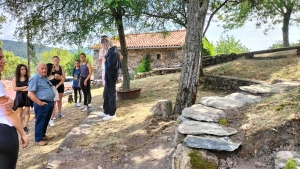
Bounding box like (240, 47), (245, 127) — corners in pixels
(98, 48), (106, 70)
(0, 82), (13, 126)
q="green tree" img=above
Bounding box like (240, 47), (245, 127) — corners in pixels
(0, 0), (148, 91)
(40, 48), (72, 66)
(2, 51), (27, 79)
(220, 0), (300, 47)
(215, 35), (250, 54)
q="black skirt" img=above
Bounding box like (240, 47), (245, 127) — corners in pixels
(13, 91), (33, 111)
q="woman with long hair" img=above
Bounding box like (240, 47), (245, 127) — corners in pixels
(78, 53), (92, 112)
(97, 37), (121, 121)
(46, 63), (65, 126)
(52, 56), (66, 118)
(12, 64), (33, 133)
(72, 60), (82, 107)
(0, 48), (29, 168)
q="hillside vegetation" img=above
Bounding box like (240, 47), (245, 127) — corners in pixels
(1, 40), (53, 58)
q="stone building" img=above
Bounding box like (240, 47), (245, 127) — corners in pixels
(89, 30), (186, 81)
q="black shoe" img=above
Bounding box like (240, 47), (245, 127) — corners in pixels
(23, 127), (29, 134)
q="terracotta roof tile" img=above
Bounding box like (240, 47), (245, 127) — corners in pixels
(89, 30), (186, 49)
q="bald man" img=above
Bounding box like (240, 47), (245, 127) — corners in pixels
(28, 63), (55, 146)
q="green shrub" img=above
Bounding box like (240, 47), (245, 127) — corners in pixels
(136, 53), (152, 73)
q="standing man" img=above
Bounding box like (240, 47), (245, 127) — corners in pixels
(28, 63), (55, 146)
(98, 37), (121, 121)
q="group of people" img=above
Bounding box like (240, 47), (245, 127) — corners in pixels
(0, 36), (121, 168)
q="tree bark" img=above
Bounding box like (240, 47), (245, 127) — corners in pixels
(114, 7), (130, 91)
(173, 0), (209, 115)
(282, 9), (292, 47)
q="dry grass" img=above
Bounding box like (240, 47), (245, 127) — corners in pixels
(241, 88), (300, 136)
(206, 50), (300, 136)
(207, 50), (300, 82)
(75, 73), (230, 151)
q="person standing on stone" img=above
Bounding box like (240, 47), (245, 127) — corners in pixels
(72, 60), (82, 107)
(12, 64), (33, 134)
(0, 47), (29, 168)
(52, 56), (66, 118)
(28, 63), (55, 146)
(78, 53), (92, 112)
(98, 37), (121, 121)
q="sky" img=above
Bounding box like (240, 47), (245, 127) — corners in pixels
(0, 19), (299, 51)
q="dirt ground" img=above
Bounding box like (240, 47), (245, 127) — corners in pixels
(16, 57), (300, 169)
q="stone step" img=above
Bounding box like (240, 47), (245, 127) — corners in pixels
(183, 135), (241, 152)
(199, 92), (261, 110)
(182, 104), (225, 122)
(178, 120), (238, 136)
(240, 82), (300, 94)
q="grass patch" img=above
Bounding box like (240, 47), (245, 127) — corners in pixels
(219, 118), (228, 126)
(241, 88), (300, 136)
(188, 150), (217, 169)
(207, 56), (300, 81)
(285, 158), (299, 169)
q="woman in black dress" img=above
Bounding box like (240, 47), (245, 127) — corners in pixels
(12, 64), (33, 133)
(46, 63), (65, 127)
(52, 56), (66, 118)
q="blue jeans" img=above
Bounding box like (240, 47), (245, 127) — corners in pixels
(34, 101), (54, 142)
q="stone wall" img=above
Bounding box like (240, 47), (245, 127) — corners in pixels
(204, 75), (261, 90)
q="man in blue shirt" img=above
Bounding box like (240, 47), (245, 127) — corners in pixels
(28, 63), (55, 146)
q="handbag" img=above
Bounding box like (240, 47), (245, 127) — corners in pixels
(52, 86), (60, 101)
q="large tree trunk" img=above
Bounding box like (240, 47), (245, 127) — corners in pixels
(282, 9), (292, 47)
(173, 0), (209, 115)
(114, 7), (130, 91)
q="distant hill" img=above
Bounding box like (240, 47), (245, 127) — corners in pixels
(1, 40), (53, 58)
(1, 40), (93, 58)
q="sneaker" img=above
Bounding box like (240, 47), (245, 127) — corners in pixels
(58, 112), (65, 118)
(72, 103), (77, 107)
(49, 120), (54, 126)
(103, 115), (116, 121)
(23, 127), (29, 134)
(79, 105), (85, 110)
(98, 112), (107, 117)
(76, 103), (81, 107)
(82, 106), (87, 112)
(53, 116), (57, 120)
(100, 105), (103, 109)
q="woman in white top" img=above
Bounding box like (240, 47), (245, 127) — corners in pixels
(0, 48), (29, 168)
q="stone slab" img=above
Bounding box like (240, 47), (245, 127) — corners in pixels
(199, 96), (245, 110)
(182, 104), (225, 122)
(240, 82), (300, 94)
(178, 120), (238, 136)
(225, 93), (262, 105)
(183, 135), (241, 151)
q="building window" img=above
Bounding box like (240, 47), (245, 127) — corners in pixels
(157, 54), (161, 60)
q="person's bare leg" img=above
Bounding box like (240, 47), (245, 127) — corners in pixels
(57, 93), (63, 113)
(50, 102), (57, 119)
(17, 107), (23, 126)
(24, 107), (30, 127)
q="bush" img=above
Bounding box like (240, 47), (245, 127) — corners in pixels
(269, 40), (300, 49)
(136, 53), (152, 73)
